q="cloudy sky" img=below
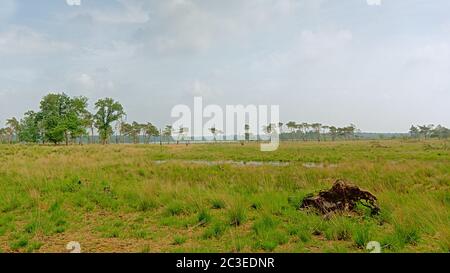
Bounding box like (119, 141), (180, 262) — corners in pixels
(0, 0), (449, 132)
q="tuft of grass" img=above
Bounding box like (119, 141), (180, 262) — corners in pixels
(394, 224), (420, 246)
(228, 202), (247, 226)
(197, 208), (212, 225)
(165, 201), (185, 216)
(252, 214), (277, 235)
(137, 169), (146, 177)
(253, 230), (289, 252)
(353, 225), (372, 248)
(0, 215), (14, 236)
(136, 199), (158, 212)
(287, 195), (305, 209)
(26, 241), (43, 253)
(287, 225), (312, 243)
(395, 225), (421, 246)
(132, 229), (149, 239)
(382, 223), (421, 250)
(324, 217), (354, 241)
(96, 220), (125, 238)
(210, 199), (226, 209)
(9, 236), (29, 251)
(173, 235), (187, 245)
(202, 221), (227, 239)
(252, 214), (288, 251)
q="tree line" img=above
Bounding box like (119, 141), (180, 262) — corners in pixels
(409, 125), (450, 139)
(280, 122), (358, 141)
(0, 93), (143, 145)
(0, 93), (199, 145)
(1, 93), (449, 144)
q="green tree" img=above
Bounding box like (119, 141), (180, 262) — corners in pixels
(40, 93), (70, 144)
(143, 123), (159, 143)
(82, 112), (95, 144)
(409, 125), (419, 138)
(209, 125), (223, 142)
(94, 98), (125, 144)
(299, 122), (310, 141)
(286, 121), (297, 133)
(278, 122), (284, 135)
(69, 96), (89, 144)
(131, 121), (143, 144)
(244, 124), (250, 142)
(6, 117), (20, 143)
(418, 124), (434, 139)
(337, 127), (346, 139)
(431, 125), (449, 139)
(328, 126), (338, 141)
(119, 121), (132, 143)
(347, 124), (357, 139)
(311, 123), (322, 142)
(0, 128), (7, 143)
(177, 126), (189, 143)
(18, 111), (41, 143)
(263, 123), (273, 134)
(163, 125), (173, 144)
(321, 125), (330, 141)
(38, 93), (88, 145)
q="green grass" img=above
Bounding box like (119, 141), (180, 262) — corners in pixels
(0, 139), (448, 252)
(210, 198), (226, 209)
(227, 202), (247, 226)
(197, 208), (212, 225)
(202, 221), (227, 239)
(173, 236), (187, 245)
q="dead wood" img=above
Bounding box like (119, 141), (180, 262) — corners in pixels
(300, 180), (380, 216)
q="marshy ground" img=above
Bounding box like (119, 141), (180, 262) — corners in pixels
(0, 140), (448, 253)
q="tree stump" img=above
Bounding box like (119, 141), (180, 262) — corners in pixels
(300, 180), (380, 216)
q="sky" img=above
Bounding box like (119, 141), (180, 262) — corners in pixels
(0, 0), (449, 133)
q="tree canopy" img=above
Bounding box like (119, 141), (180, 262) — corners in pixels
(94, 98), (125, 144)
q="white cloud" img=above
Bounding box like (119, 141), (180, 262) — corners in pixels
(71, 72), (117, 97)
(249, 29), (354, 72)
(366, 0), (382, 6)
(72, 0), (150, 24)
(82, 40), (141, 60)
(189, 80), (222, 98)
(149, 0), (312, 54)
(66, 0), (81, 6)
(0, 26), (73, 55)
(78, 73), (95, 89)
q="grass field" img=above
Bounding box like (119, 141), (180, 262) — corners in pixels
(0, 140), (448, 253)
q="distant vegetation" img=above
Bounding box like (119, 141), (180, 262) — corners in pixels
(280, 122), (449, 141)
(409, 125), (450, 140)
(0, 93), (449, 144)
(0, 93), (159, 145)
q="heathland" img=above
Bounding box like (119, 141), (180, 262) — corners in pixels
(0, 140), (448, 253)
